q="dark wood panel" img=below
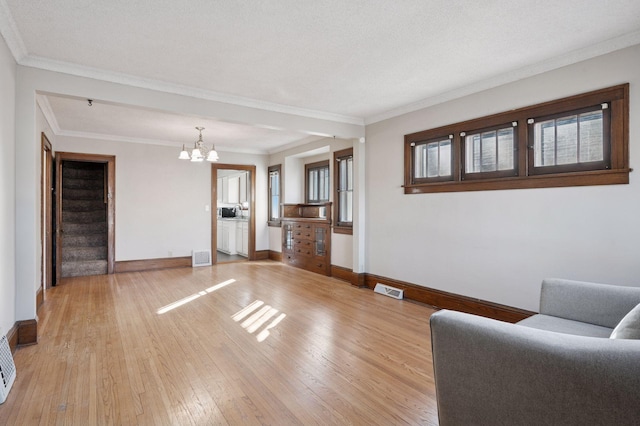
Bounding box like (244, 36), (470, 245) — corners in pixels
(268, 250), (282, 262)
(255, 250), (270, 260)
(115, 256), (191, 273)
(365, 273), (534, 323)
(17, 319), (38, 346)
(331, 265), (359, 286)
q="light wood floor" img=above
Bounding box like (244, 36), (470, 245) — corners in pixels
(1, 261), (439, 425)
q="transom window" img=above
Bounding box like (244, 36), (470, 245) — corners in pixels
(413, 137), (452, 182)
(530, 105), (609, 174)
(462, 123), (517, 180)
(404, 84), (629, 194)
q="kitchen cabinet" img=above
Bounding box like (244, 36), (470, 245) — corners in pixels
(217, 178), (224, 203)
(228, 176), (240, 204)
(218, 220), (237, 255)
(239, 172), (248, 203)
(217, 219), (223, 250)
(235, 220), (248, 256)
(281, 203), (331, 276)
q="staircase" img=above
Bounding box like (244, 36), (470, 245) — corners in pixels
(60, 161), (108, 278)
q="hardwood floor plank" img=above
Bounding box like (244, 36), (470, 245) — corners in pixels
(0, 261), (439, 425)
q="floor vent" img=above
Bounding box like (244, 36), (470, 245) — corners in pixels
(192, 250), (212, 267)
(374, 283), (404, 300)
(0, 334), (16, 404)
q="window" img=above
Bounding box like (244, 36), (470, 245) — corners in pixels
(530, 105), (609, 175)
(404, 84), (629, 194)
(306, 160), (330, 203)
(334, 148), (353, 234)
(462, 123), (517, 180)
(413, 136), (452, 183)
(268, 164), (281, 226)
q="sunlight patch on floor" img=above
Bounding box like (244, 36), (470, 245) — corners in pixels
(232, 300), (287, 342)
(157, 279), (236, 314)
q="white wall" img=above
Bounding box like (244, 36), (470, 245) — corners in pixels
(55, 136), (270, 259)
(366, 44), (640, 311)
(0, 34), (16, 335)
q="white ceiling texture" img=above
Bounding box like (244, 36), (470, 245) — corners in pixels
(2, 0), (640, 153)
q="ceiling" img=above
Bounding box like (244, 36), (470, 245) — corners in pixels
(3, 1), (640, 154)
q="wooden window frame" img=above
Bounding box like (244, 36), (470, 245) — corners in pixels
(305, 160), (330, 203)
(334, 148), (353, 235)
(412, 136), (455, 184)
(268, 164), (281, 227)
(404, 84), (629, 194)
(461, 122), (519, 181)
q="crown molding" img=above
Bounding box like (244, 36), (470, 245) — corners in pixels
(0, 0), (27, 62)
(365, 30), (640, 125)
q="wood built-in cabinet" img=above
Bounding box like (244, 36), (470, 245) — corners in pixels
(281, 203), (331, 276)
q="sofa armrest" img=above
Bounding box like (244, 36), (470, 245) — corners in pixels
(539, 278), (640, 328)
(430, 310), (640, 426)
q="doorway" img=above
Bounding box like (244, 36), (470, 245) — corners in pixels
(55, 152), (115, 282)
(39, 133), (53, 309)
(211, 164), (256, 264)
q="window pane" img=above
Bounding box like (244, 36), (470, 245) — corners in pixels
(268, 169), (280, 221)
(414, 138), (451, 179)
(556, 116), (578, 165)
(339, 191), (352, 222)
(579, 111), (604, 163)
(465, 127), (513, 174)
(346, 157), (353, 191)
(534, 110), (603, 167)
(497, 128), (514, 170)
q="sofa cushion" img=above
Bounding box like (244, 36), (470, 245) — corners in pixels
(540, 279), (640, 328)
(517, 314), (613, 338)
(610, 303), (640, 339)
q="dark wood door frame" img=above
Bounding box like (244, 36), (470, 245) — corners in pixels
(55, 152), (116, 283)
(39, 133), (53, 309)
(211, 164), (256, 264)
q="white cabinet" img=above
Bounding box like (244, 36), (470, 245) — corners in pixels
(239, 172), (248, 203)
(217, 178), (223, 203)
(235, 221), (248, 256)
(228, 176), (240, 204)
(218, 220), (237, 255)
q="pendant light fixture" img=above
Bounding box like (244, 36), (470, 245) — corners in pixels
(179, 127), (219, 162)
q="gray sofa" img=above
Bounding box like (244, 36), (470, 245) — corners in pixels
(430, 278), (640, 426)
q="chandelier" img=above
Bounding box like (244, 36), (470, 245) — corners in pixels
(178, 127), (219, 162)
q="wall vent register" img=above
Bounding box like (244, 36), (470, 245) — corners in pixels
(0, 334), (16, 404)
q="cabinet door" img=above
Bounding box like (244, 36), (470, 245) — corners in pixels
(239, 172), (247, 203)
(222, 222), (230, 251)
(228, 176), (240, 204)
(242, 222), (249, 255)
(282, 223), (294, 253)
(217, 220), (223, 250)
(221, 177), (229, 203)
(314, 226), (327, 256)
(235, 224), (243, 254)
(217, 178), (224, 203)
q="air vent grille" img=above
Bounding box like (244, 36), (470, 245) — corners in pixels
(0, 334), (16, 404)
(374, 283), (404, 300)
(192, 250), (212, 267)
